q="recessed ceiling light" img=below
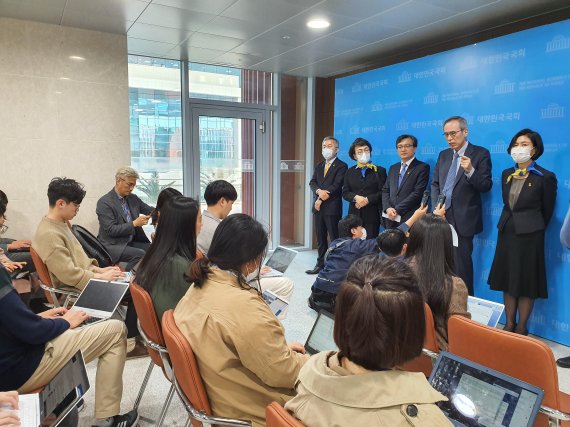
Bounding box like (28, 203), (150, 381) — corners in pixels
(307, 19), (330, 29)
(282, 35), (291, 40)
(59, 77), (70, 80)
(69, 55), (85, 61)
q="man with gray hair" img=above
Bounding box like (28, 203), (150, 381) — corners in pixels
(96, 166), (153, 271)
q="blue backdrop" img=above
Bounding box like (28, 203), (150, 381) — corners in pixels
(334, 19), (570, 344)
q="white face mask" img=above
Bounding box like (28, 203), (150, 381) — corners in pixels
(360, 228), (367, 240)
(322, 147), (334, 160)
(356, 152), (370, 164)
(243, 264), (260, 286)
(510, 146), (532, 164)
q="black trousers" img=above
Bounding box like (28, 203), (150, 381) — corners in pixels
(315, 212), (341, 268)
(119, 240), (150, 272)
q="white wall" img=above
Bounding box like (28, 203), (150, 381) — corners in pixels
(0, 17), (130, 238)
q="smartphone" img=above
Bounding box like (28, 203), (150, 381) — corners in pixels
(436, 193), (446, 208)
(420, 191), (430, 208)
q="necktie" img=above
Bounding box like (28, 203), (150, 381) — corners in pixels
(121, 198), (132, 223)
(398, 163), (407, 188)
(324, 161), (331, 177)
(442, 152), (459, 209)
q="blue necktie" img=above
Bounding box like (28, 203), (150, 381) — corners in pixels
(442, 152), (459, 209)
(121, 198), (132, 223)
(398, 163), (407, 188)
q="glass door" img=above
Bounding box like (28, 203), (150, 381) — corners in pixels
(186, 105), (269, 228)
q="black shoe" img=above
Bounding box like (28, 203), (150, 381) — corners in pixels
(557, 356), (570, 368)
(127, 341), (148, 359)
(305, 265), (322, 275)
(101, 410), (139, 427)
(308, 289), (335, 314)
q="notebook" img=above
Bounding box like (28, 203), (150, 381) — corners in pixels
(261, 246), (298, 278)
(429, 352), (544, 427)
(467, 296), (505, 328)
(19, 350), (89, 427)
(72, 279), (129, 326)
(304, 310), (338, 355)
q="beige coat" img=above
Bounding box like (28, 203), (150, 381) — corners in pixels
(285, 352), (452, 427)
(174, 267), (307, 427)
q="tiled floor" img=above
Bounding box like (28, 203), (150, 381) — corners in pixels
(79, 249), (570, 426)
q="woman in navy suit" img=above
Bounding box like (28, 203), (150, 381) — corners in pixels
(342, 138), (387, 239)
(488, 129), (557, 335)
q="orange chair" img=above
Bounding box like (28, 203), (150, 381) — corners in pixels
(266, 402), (306, 427)
(448, 315), (570, 426)
(129, 282), (173, 426)
(161, 310), (251, 427)
(399, 303), (439, 376)
(30, 247), (79, 307)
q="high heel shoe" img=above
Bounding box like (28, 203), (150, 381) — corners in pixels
(515, 328), (529, 336)
(503, 323), (516, 332)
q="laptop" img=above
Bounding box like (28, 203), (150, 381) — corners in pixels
(467, 296), (505, 328)
(19, 350), (90, 427)
(261, 289), (289, 318)
(304, 310), (338, 355)
(429, 352), (544, 427)
(261, 246), (298, 278)
(72, 279), (130, 326)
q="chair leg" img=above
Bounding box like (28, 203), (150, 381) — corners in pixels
(156, 383), (175, 427)
(133, 360), (154, 410)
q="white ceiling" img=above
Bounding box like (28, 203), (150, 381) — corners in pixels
(1, 0), (569, 77)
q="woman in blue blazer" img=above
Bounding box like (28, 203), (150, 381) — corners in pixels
(488, 129), (557, 335)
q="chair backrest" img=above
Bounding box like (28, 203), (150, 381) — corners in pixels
(71, 225), (113, 268)
(448, 315), (561, 426)
(162, 310), (212, 427)
(400, 303), (439, 376)
(30, 246), (56, 304)
(129, 282), (167, 369)
(266, 402), (306, 427)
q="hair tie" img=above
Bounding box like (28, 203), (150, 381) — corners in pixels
(364, 281), (373, 289)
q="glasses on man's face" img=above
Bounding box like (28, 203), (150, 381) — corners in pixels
(443, 130), (463, 138)
(0, 224), (8, 234)
(120, 178), (136, 189)
(397, 144), (414, 150)
(355, 148), (371, 155)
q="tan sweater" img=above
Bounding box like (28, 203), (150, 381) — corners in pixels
(32, 216), (97, 290)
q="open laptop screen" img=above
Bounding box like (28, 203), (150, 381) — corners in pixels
(73, 279), (128, 313)
(304, 311), (338, 355)
(40, 351), (89, 426)
(429, 352), (543, 427)
(467, 296), (505, 328)
(264, 247), (297, 273)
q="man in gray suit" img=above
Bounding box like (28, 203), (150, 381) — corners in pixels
(96, 167), (153, 271)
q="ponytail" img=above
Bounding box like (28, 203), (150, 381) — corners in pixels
(185, 257), (212, 288)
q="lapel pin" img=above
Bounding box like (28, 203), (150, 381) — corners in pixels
(528, 182), (532, 187)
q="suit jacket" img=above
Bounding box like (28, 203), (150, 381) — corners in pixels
(431, 143), (492, 237)
(497, 165), (557, 234)
(382, 158), (430, 226)
(309, 158), (348, 215)
(96, 188), (153, 262)
(342, 165), (387, 223)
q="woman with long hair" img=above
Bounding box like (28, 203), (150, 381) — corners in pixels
(135, 195), (201, 321)
(405, 214), (470, 350)
(174, 214), (307, 427)
(286, 256), (451, 426)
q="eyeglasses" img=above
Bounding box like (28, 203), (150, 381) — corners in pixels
(397, 144), (414, 150)
(119, 178), (137, 189)
(443, 130), (464, 138)
(0, 224), (7, 234)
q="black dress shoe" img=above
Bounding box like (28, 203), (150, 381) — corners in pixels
(557, 356), (570, 368)
(305, 265), (322, 275)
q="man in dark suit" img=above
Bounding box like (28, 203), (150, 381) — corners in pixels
(431, 116), (492, 295)
(382, 134), (430, 228)
(96, 166), (153, 271)
(306, 136), (348, 274)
